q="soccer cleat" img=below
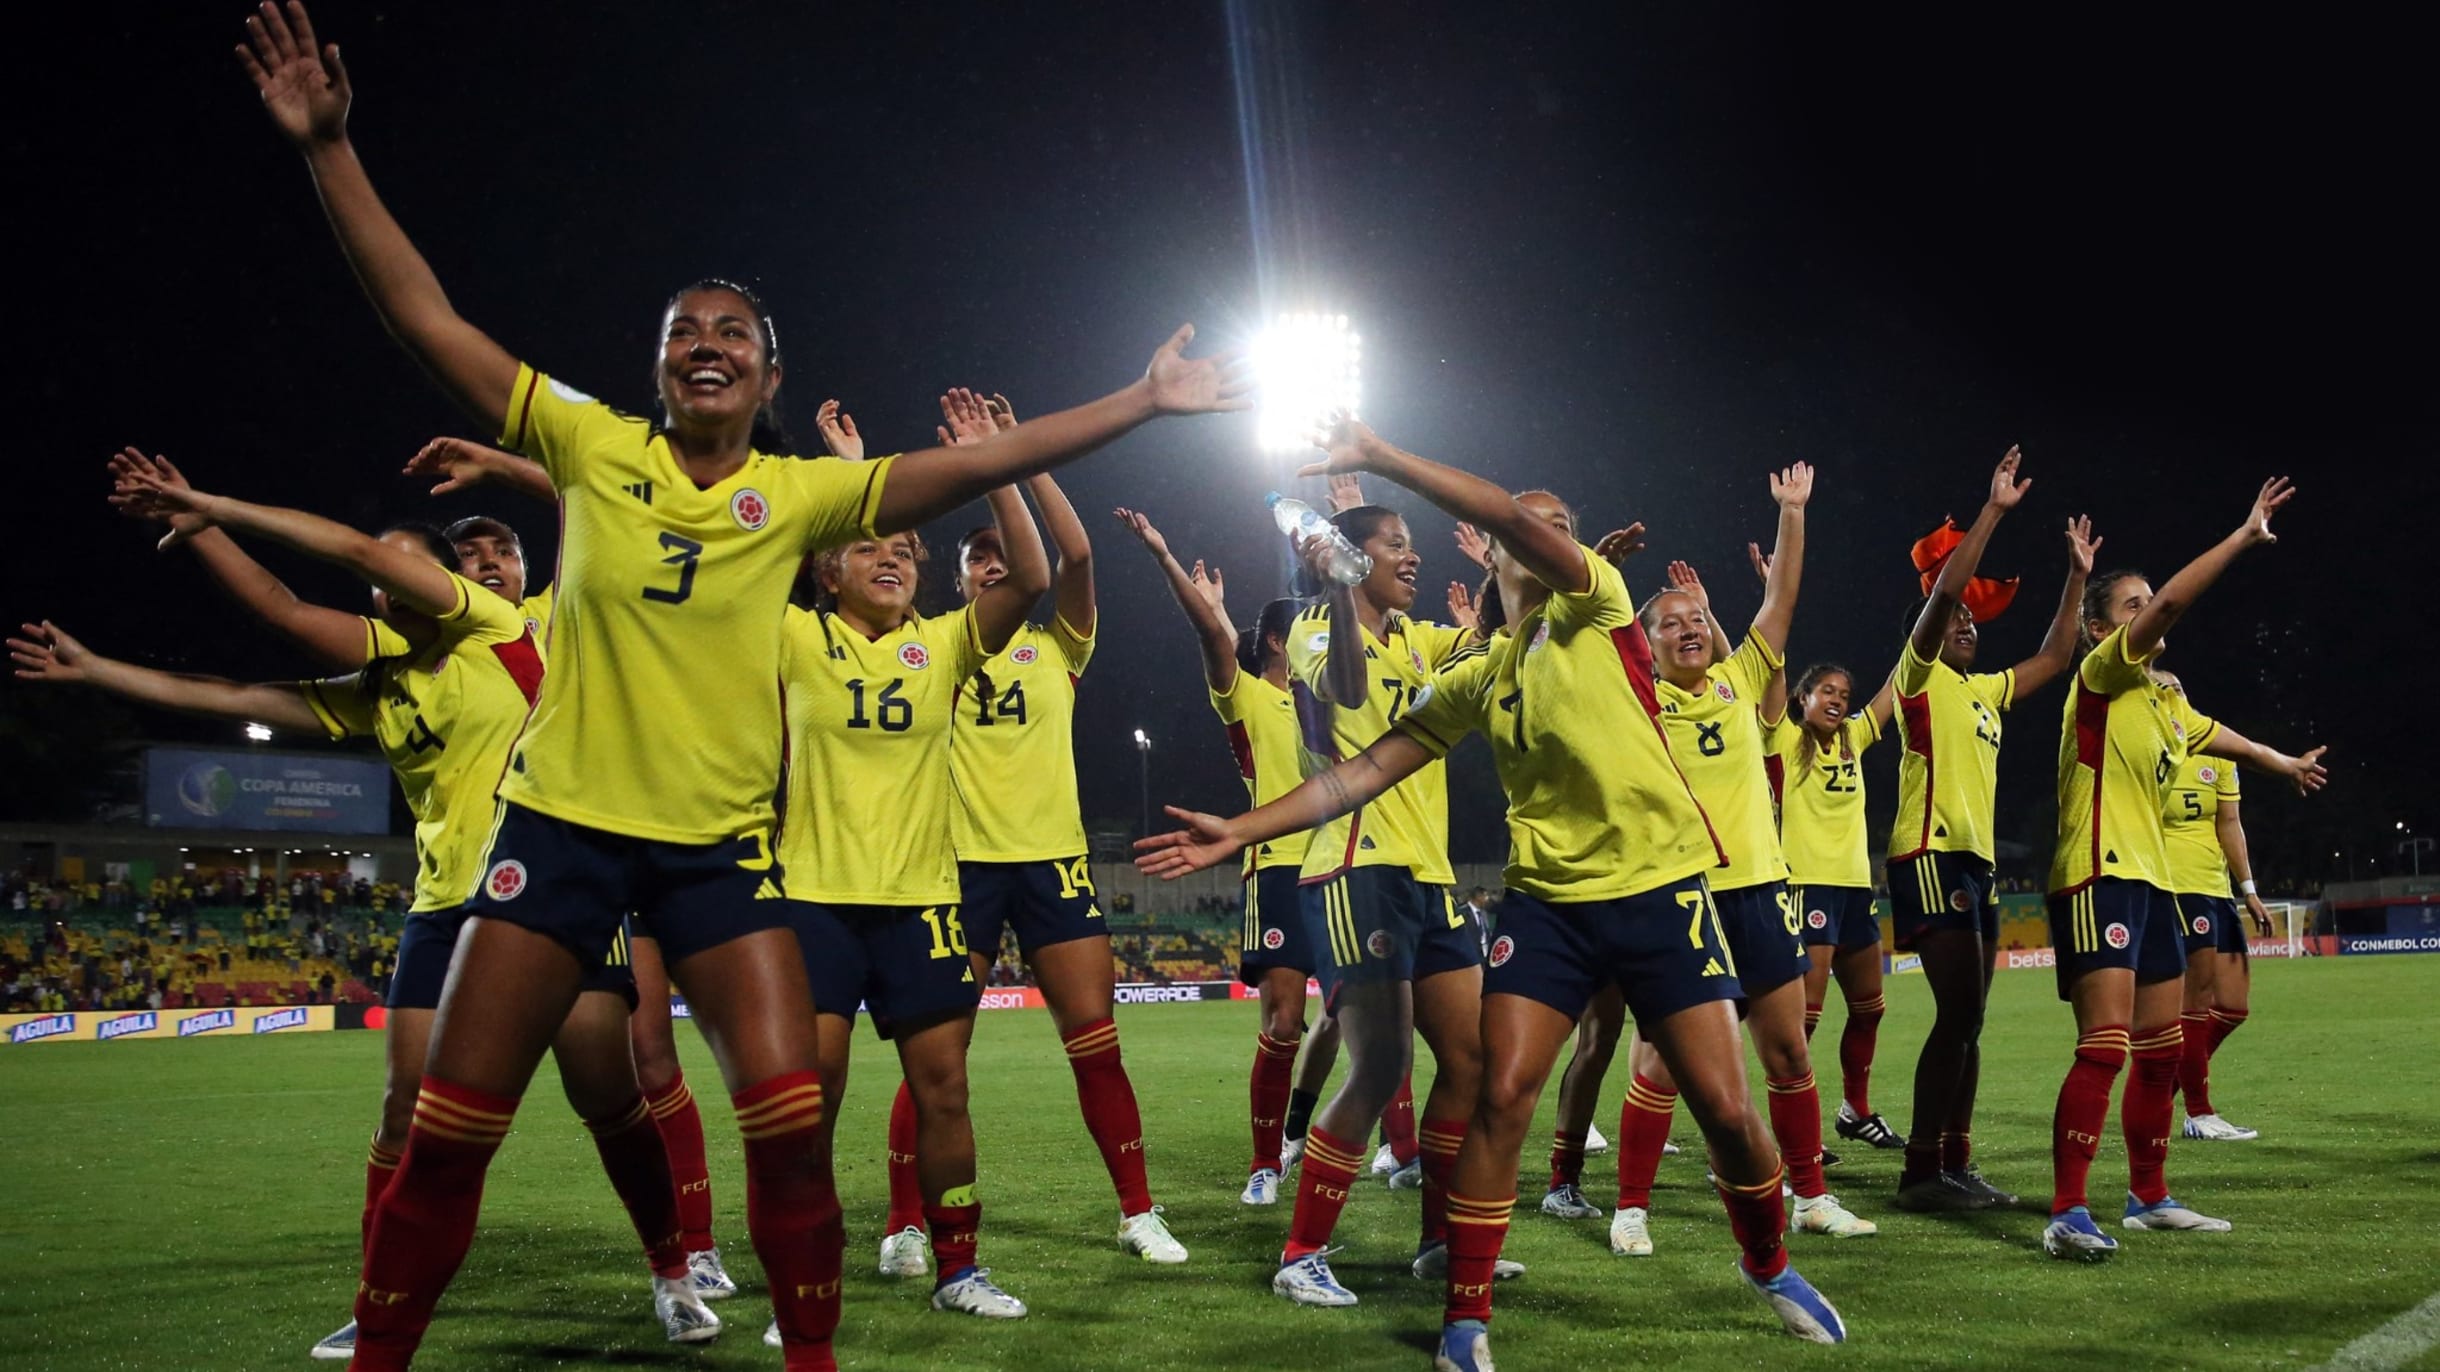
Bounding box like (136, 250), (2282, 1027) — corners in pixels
(763, 1320), (781, 1348)
(1835, 1104), (1908, 1150)
(1956, 1167), (2019, 1209)
(1281, 1133), (1308, 1172)
(308, 1320), (356, 1361)
(1273, 1248), (1359, 1307)
(2182, 1113), (2261, 1142)
(1118, 1207), (1189, 1264)
(1539, 1183), (1604, 1220)
(1741, 1262), (1848, 1343)
(1891, 1172), (1982, 1213)
(1242, 1167), (1282, 1206)
(1608, 1206), (1655, 1257)
(686, 1247), (737, 1300)
(1662, 1140), (1680, 1156)
(878, 1225), (931, 1278)
(2041, 1206), (2120, 1261)
(1387, 1158), (1426, 1191)
(931, 1266), (1028, 1319)
(1818, 1146), (1844, 1169)
(1435, 1319), (1496, 1372)
(1371, 1142), (1400, 1177)
(1412, 1242), (1524, 1281)
(1584, 1123), (1611, 1155)
(1790, 1193), (1879, 1238)
(652, 1274), (723, 1344)
(2122, 1193), (2233, 1232)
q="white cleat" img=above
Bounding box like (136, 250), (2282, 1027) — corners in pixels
(2182, 1113), (2261, 1142)
(1609, 1206), (1655, 1257)
(1242, 1167), (1282, 1205)
(686, 1246), (737, 1300)
(930, 1266), (1028, 1319)
(1584, 1123), (1610, 1155)
(1662, 1140), (1681, 1156)
(1119, 1207), (1189, 1264)
(763, 1320), (781, 1348)
(1281, 1134), (1308, 1171)
(1387, 1158), (1426, 1191)
(1790, 1193), (1879, 1238)
(1540, 1183), (1604, 1220)
(879, 1224), (931, 1277)
(1371, 1141), (1400, 1177)
(1412, 1242), (1524, 1281)
(1273, 1248), (1359, 1307)
(652, 1274), (723, 1344)
(2122, 1193), (2233, 1232)
(309, 1320), (355, 1360)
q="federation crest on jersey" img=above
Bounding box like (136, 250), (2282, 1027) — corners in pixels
(899, 642), (931, 670)
(1716, 680), (1737, 703)
(1365, 930), (1394, 959)
(1409, 646), (1426, 672)
(2198, 765), (2218, 784)
(1808, 908), (1828, 930)
(1262, 927), (1285, 951)
(2104, 922), (2131, 950)
(1012, 645), (1039, 666)
(1488, 935), (1515, 968)
(730, 487), (771, 531)
(484, 859), (529, 902)
(2192, 914), (2212, 935)
(1529, 620), (1551, 653)
(1949, 888), (1972, 913)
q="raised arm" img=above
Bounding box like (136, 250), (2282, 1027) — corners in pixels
(1748, 462), (1811, 657)
(814, 400), (864, 461)
(108, 450), (367, 671)
(1113, 507), (1238, 691)
(1910, 447), (2028, 664)
(2124, 478), (2294, 661)
(875, 326), (1249, 532)
(1306, 539), (1371, 708)
(1666, 562), (1736, 664)
(238, 1), (520, 431)
(2007, 514), (2099, 697)
(10, 622), (323, 733)
(1863, 669), (1897, 735)
(1132, 731), (1437, 878)
(402, 437), (556, 505)
(2214, 796), (2276, 933)
(1003, 405), (1095, 635)
(2197, 720), (2328, 796)
(1301, 417), (1586, 594)
(113, 469), (463, 620)
(968, 485), (1051, 655)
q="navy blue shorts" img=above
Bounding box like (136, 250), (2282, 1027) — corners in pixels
(389, 907), (638, 1011)
(793, 902), (980, 1039)
(1301, 866), (1481, 1006)
(1483, 877), (1742, 1029)
(1238, 866), (1315, 984)
(1888, 850), (2001, 950)
(1795, 884), (1882, 951)
(2174, 893), (2245, 955)
(464, 801), (792, 968)
(959, 857), (1105, 961)
(1715, 881), (1809, 998)
(2049, 878), (2187, 999)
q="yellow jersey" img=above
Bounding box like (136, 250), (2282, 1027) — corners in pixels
(1400, 547), (1721, 902)
(495, 364), (894, 843)
(1766, 713), (1881, 889)
(2161, 750), (2239, 897)
(1889, 639), (2014, 863)
(298, 572), (543, 913)
(779, 606), (987, 905)
(1654, 632), (1787, 892)
(372, 585), (551, 661)
(950, 616), (1094, 862)
(1287, 605), (1471, 886)
(1208, 669), (1313, 872)
(2047, 626), (2220, 894)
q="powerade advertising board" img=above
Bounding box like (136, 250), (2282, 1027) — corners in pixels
(143, 747), (389, 834)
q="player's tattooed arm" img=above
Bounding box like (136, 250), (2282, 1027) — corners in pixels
(1132, 732), (1434, 878)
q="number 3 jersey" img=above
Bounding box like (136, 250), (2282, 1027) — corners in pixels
(950, 615), (1095, 862)
(297, 571), (544, 913)
(496, 363), (897, 843)
(780, 605), (988, 905)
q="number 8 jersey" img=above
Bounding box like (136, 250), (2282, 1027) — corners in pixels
(950, 614), (1095, 862)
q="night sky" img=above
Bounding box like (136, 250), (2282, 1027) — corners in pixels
(8, 3), (2431, 887)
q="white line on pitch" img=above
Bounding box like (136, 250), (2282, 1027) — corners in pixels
(2319, 1290), (2440, 1371)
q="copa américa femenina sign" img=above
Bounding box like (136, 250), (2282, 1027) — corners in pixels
(1, 1005), (335, 1044)
(142, 746), (390, 834)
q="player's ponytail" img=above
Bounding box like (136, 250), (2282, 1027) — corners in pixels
(1236, 597), (1303, 677)
(1789, 662), (1852, 776)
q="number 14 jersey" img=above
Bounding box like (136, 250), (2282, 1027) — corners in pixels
(950, 615), (1095, 862)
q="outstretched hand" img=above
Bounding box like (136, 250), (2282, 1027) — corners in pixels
(1190, 560), (1227, 614)
(403, 437), (508, 496)
(1446, 581), (1480, 632)
(988, 394), (1019, 433)
(1111, 506), (1172, 559)
(1132, 806), (1243, 878)
(935, 388), (997, 447)
(1746, 541), (1772, 585)
(1295, 411), (1379, 480)
(1593, 522), (1649, 566)
(235, 1), (351, 150)
(1665, 559), (1711, 609)
(2240, 476), (2295, 546)
(8, 622), (92, 684)
(2282, 745), (2331, 796)
(106, 449), (210, 540)
(1987, 445), (2029, 511)
(1453, 523), (1491, 570)
(815, 400), (863, 461)
(1144, 325), (1253, 415)
(108, 466), (218, 550)
(1327, 472), (1368, 516)
(2064, 514), (2102, 576)
(1770, 460), (1815, 509)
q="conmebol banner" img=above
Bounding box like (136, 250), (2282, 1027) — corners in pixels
(143, 747), (389, 834)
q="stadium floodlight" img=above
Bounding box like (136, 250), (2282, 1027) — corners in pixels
(1251, 311), (1362, 453)
(244, 722), (273, 742)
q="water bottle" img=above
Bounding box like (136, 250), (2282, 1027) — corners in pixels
(1267, 492), (1374, 585)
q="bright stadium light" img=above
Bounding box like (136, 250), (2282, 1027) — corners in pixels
(1251, 311), (1361, 452)
(244, 722), (273, 742)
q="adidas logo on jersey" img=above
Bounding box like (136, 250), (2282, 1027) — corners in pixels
(623, 480), (654, 505)
(753, 878), (783, 900)
(1701, 958), (1727, 977)
(1358, 836), (1378, 851)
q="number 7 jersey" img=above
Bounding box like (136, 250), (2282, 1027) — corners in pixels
(950, 615), (1095, 862)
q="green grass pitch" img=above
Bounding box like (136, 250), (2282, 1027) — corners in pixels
(4, 956), (2435, 1371)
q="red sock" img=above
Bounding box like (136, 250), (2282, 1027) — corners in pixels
(1839, 994), (1885, 1115)
(1714, 1167), (1789, 1280)
(2125, 1025), (2182, 1206)
(2207, 1007), (2247, 1055)
(1765, 1074), (1827, 1200)
(1249, 1031), (1300, 1173)
(1940, 1131), (1971, 1173)
(361, 1136), (401, 1254)
(925, 1191), (982, 1282)
(1802, 1001), (1823, 1041)
(885, 1079), (923, 1234)
(584, 1095), (690, 1279)
(733, 1072), (842, 1371)
(1443, 1191), (1514, 1326)
(2049, 1026), (2128, 1214)
(1283, 1126), (1363, 1260)
(1546, 1129), (1586, 1191)
(645, 1070), (716, 1253)
(2177, 1010), (2216, 1116)
(1615, 1074), (1676, 1210)
(1385, 1075), (1419, 1166)
(1418, 1118), (1467, 1249)
(1062, 1019), (1153, 1217)
(351, 1077), (518, 1371)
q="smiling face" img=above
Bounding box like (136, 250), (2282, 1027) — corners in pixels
(957, 528), (1006, 604)
(1645, 589), (1715, 687)
(824, 534), (923, 626)
(1938, 601), (1980, 671)
(1800, 669), (1854, 735)
(657, 286), (780, 442)
(452, 531), (528, 606)
(1353, 515), (1420, 614)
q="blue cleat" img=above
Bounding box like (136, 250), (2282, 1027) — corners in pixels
(2042, 1205), (2121, 1260)
(309, 1320), (356, 1360)
(1272, 1247), (1358, 1307)
(1740, 1262), (1848, 1343)
(1434, 1319), (1496, 1371)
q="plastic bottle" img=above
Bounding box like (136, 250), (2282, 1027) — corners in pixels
(1267, 492), (1375, 585)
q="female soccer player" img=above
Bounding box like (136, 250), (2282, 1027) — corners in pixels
(1139, 419), (1850, 1362)
(237, 7), (1243, 1364)
(2155, 671), (2272, 1142)
(1887, 448), (2097, 1212)
(24, 471), (717, 1353)
(2039, 478), (2325, 1260)
(1768, 663), (1900, 1152)
(1113, 505), (1315, 1206)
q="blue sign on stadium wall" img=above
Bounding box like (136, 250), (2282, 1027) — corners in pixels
(142, 747), (391, 834)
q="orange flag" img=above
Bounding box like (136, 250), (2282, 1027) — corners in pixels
(1912, 518), (2020, 623)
